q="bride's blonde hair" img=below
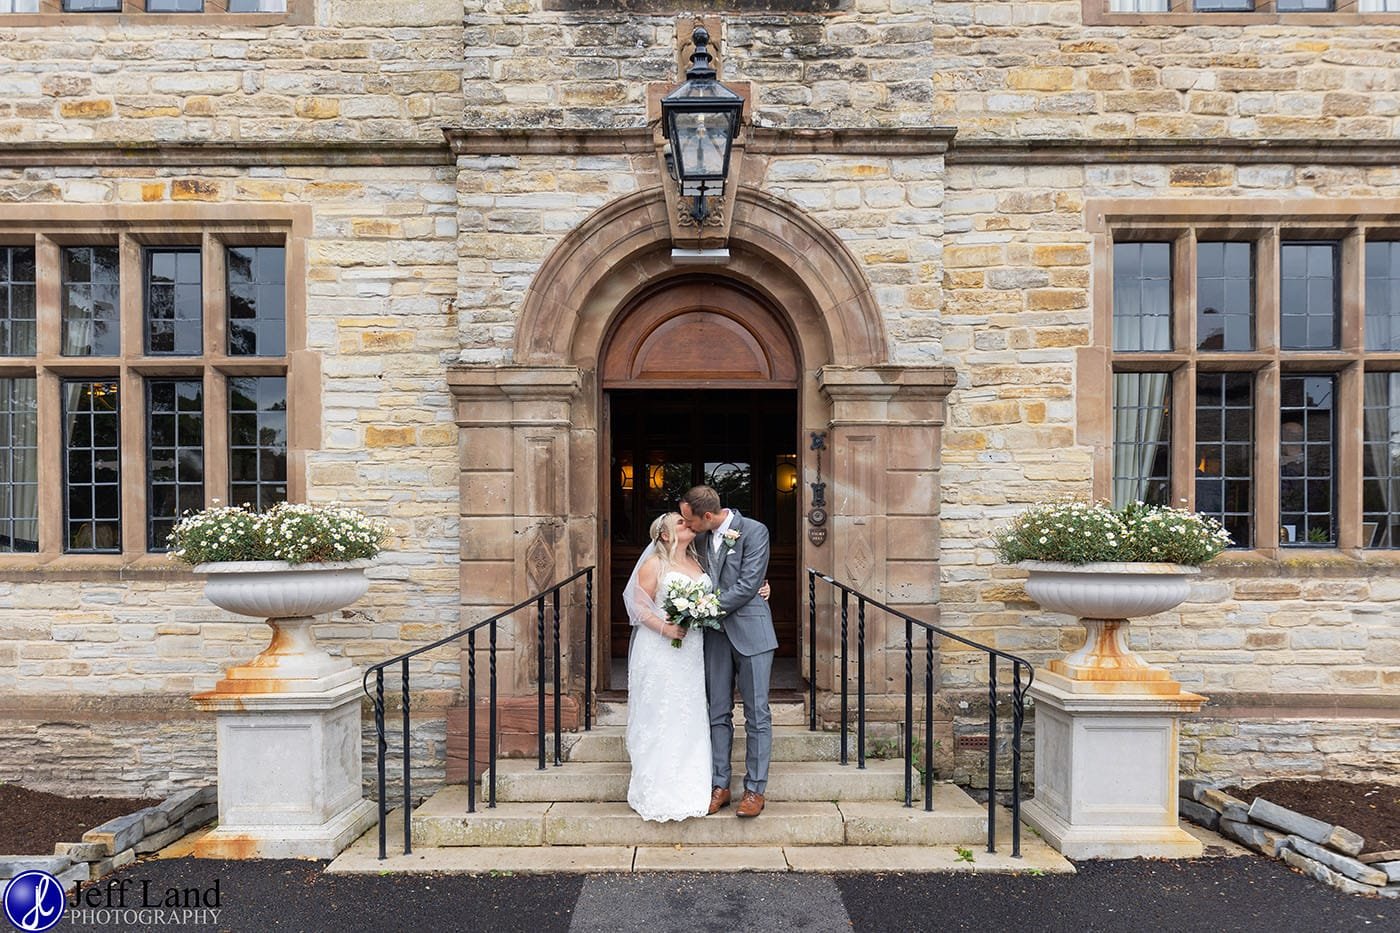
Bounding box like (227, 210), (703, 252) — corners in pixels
(649, 512), (696, 569)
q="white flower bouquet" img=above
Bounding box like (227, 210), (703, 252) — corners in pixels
(661, 576), (722, 648)
(167, 502), (388, 566)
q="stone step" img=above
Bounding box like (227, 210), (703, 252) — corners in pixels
(595, 700), (807, 728)
(409, 786), (989, 847)
(555, 726), (847, 763)
(486, 759), (907, 803)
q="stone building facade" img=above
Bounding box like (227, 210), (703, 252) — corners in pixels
(1, 1), (1397, 797)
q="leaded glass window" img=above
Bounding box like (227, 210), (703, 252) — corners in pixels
(0, 246), (36, 357)
(62, 246), (120, 357)
(1281, 242), (1339, 350)
(1279, 375), (1335, 546)
(1363, 373), (1400, 548)
(147, 379), (204, 552)
(229, 376), (287, 511)
(227, 246), (286, 356)
(1197, 241), (1254, 351)
(1195, 373), (1254, 548)
(1112, 372), (1171, 507)
(0, 378), (37, 553)
(63, 380), (121, 553)
(145, 248), (203, 355)
(1113, 242), (1173, 352)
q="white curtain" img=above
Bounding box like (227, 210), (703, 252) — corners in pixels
(2, 378), (37, 552)
(230, 0), (287, 10)
(1364, 374), (1400, 546)
(0, 1), (39, 12)
(1109, 0), (1169, 9)
(1113, 373), (1171, 508)
(1358, 0), (1400, 11)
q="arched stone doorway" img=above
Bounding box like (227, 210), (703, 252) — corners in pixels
(600, 276), (802, 690)
(446, 185), (956, 757)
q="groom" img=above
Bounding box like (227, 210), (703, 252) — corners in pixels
(680, 485), (777, 818)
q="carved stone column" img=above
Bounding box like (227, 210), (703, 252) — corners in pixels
(815, 365), (957, 724)
(444, 365), (584, 779)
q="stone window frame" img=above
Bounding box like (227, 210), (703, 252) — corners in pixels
(1084, 0), (1400, 25)
(0, 204), (316, 572)
(1084, 197), (1400, 558)
(0, 0), (309, 26)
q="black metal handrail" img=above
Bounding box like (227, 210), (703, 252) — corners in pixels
(807, 569), (1034, 857)
(363, 566), (595, 859)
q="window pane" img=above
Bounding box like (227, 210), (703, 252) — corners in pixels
(228, 376), (287, 512)
(1363, 373), (1400, 548)
(1109, 0), (1168, 8)
(1112, 372), (1171, 507)
(1276, 0), (1333, 8)
(226, 246), (286, 356)
(146, 0), (203, 8)
(1280, 375), (1335, 546)
(1358, 0), (1400, 9)
(1194, 0), (1253, 8)
(229, 0), (286, 9)
(147, 379), (204, 552)
(62, 0), (121, 9)
(1197, 241), (1254, 351)
(61, 246), (121, 356)
(0, 378), (37, 552)
(0, 1), (40, 12)
(1280, 242), (1338, 350)
(0, 246), (37, 356)
(145, 248), (202, 355)
(1365, 241), (1400, 351)
(64, 380), (121, 553)
(1113, 242), (1172, 352)
(1195, 373), (1253, 548)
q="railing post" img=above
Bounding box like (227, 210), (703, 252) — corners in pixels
(553, 587), (562, 767)
(807, 570), (817, 732)
(839, 588), (849, 766)
(537, 597), (546, 771)
(924, 630), (934, 813)
(584, 569), (593, 731)
(467, 629), (477, 814)
(373, 668), (386, 860)
(987, 654), (998, 854)
(857, 596), (866, 770)
(1012, 662), (1026, 859)
(903, 618), (913, 808)
(401, 660), (412, 855)
(489, 619), (498, 808)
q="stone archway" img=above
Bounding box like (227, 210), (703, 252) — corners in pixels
(447, 183), (955, 759)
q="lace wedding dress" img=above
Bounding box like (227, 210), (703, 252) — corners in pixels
(625, 568), (714, 822)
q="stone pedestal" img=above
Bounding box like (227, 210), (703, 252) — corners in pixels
(191, 680), (375, 859)
(1022, 671), (1206, 859)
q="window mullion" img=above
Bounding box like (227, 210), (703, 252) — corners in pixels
(1341, 230), (1364, 353)
(1174, 228), (1196, 352)
(1337, 362), (1364, 550)
(1171, 361), (1195, 509)
(119, 366), (145, 555)
(119, 233), (143, 360)
(35, 235), (60, 360)
(203, 232), (227, 362)
(1255, 362), (1281, 553)
(35, 369), (61, 558)
(205, 368), (229, 508)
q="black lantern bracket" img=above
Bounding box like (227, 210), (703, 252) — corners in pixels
(659, 26), (746, 233)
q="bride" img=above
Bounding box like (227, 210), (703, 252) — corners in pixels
(623, 512), (713, 822)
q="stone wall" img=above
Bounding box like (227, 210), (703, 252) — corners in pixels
(0, 1), (463, 144)
(0, 162), (461, 796)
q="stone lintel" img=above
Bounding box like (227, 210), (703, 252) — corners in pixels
(445, 126), (958, 158)
(448, 366), (582, 425)
(819, 365), (957, 425)
(949, 137), (1400, 166)
(0, 141), (452, 169)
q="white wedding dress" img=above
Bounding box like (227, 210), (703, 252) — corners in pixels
(625, 567), (714, 822)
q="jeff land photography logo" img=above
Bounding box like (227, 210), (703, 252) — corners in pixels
(3, 869), (66, 933)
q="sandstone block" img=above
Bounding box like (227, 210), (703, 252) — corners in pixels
(82, 811), (148, 857)
(53, 842), (107, 862)
(59, 99), (114, 119)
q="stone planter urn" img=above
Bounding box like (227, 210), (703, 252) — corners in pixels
(1018, 560), (1207, 860)
(191, 559), (377, 860)
(196, 559), (370, 692)
(1020, 560), (1197, 688)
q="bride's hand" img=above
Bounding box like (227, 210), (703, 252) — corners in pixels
(759, 580), (771, 601)
(662, 623), (685, 640)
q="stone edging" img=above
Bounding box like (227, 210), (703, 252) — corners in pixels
(1179, 780), (1400, 898)
(0, 786), (217, 893)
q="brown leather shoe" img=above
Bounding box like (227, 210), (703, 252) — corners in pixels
(736, 790), (765, 818)
(708, 786), (732, 815)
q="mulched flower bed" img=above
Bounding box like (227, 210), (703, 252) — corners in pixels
(1224, 779), (1399, 853)
(0, 784), (160, 855)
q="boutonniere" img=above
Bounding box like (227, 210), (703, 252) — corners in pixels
(722, 529), (741, 553)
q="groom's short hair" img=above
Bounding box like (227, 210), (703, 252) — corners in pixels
(681, 485), (721, 517)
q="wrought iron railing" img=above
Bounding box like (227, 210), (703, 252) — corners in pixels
(363, 566), (595, 859)
(807, 569), (1034, 857)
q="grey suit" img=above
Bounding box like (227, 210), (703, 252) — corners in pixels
(698, 509), (776, 795)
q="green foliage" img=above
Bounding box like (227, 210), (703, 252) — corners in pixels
(994, 498), (1231, 567)
(167, 502), (388, 566)
(954, 846), (976, 864)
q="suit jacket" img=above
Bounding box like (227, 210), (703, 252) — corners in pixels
(697, 509), (778, 656)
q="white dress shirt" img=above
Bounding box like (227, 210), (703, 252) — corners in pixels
(711, 509), (735, 556)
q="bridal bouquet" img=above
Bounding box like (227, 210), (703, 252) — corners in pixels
(661, 577), (722, 648)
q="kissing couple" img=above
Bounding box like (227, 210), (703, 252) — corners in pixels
(622, 484), (777, 821)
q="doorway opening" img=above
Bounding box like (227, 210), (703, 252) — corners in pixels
(605, 388), (802, 693)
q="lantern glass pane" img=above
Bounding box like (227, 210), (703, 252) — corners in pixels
(673, 112), (730, 180)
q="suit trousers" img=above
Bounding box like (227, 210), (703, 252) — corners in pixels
(705, 632), (774, 795)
